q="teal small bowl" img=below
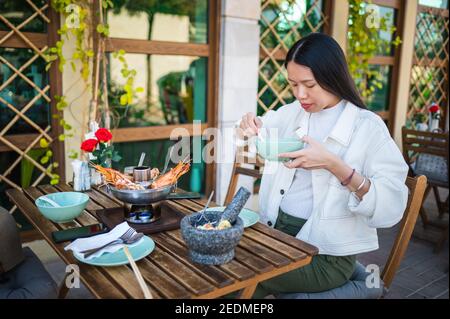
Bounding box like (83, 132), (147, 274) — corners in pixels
(35, 192), (89, 223)
(256, 138), (304, 162)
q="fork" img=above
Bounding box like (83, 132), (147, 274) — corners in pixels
(196, 190), (215, 226)
(80, 229), (140, 258)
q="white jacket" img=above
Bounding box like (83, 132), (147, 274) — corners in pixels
(242, 100), (409, 256)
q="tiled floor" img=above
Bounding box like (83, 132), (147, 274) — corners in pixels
(24, 188), (448, 299)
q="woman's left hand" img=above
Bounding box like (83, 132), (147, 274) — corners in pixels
(278, 136), (337, 170)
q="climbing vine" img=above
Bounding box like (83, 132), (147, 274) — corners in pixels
(39, 0), (142, 184)
(347, 0), (402, 102)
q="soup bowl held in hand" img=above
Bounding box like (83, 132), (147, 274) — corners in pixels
(35, 192), (89, 223)
(255, 137), (304, 162)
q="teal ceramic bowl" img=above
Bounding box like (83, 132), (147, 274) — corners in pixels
(256, 138), (304, 162)
(35, 192), (89, 223)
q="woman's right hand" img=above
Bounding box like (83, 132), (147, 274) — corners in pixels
(239, 112), (263, 138)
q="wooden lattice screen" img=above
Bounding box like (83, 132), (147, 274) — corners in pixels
(258, 0), (330, 116)
(408, 5), (449, 128)
(0, 0), (63, 215)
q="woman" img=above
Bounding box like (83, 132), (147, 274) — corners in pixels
(238, 33), (409, 298)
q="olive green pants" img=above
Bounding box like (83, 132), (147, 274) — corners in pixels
(251, 210), (356, 299)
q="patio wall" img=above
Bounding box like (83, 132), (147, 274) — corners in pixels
(215, 0), (261, 205)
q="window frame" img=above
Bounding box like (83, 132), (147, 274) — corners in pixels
(99, 0), (221, 194)
(366, 0), (404, 133)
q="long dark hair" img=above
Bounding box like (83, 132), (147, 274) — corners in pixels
(285, 33), (366, 109)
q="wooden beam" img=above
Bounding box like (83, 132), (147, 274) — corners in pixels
(0, 134), (43, 152)
(111, 123), (209, 143)
(392, 0), (419, 148)
(206, 0), (221, 197)
(329, 0), (349, 52)
(322, 0), (334, 36)
(412, 57), (449, 68)
(105, 38), (209, 57)
(48, 5), (66, 182)
(372, 0), (402, 9)
(259, 47), (286, 61)
(368, 56), (395, 65)
(387, 0), (406, 134)
(0, 31), (47, 49)
(376, 111), (390, 120)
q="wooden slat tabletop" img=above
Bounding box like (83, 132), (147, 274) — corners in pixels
(6, 184), (318, 299)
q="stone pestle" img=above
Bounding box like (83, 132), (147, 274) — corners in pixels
(219, 187), (251, 224)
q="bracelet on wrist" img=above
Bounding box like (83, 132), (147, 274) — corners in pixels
(341, 168), (355, 186)
(353, 177), (366, 193)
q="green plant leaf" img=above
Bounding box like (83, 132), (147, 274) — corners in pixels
(120, 94), (128, 105)
(96, 24), (105, 34)
(39, 138), (49, 148)
(69, 151), (79, 159)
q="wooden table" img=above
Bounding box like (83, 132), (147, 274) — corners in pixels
(6, 184), (318, 299)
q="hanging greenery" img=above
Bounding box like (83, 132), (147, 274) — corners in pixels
(347, 0), (402, 102)
(38, 0), (143, 184)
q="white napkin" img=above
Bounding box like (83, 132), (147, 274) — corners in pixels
(65, 222), (137, 260)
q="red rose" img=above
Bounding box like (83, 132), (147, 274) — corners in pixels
(95, 128), (113, 143)
(80, 138), (98, 152)
(429, 104), (440, 113)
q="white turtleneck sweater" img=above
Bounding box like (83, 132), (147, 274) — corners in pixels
(279, 100), (345, 220)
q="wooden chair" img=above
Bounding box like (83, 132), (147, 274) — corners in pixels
(402, 127), (449, 252)
(225, 142), (429, 296)
(278, 175), (427, 299)
(224, 145), (264, 205)
(381, 175), (427, 290)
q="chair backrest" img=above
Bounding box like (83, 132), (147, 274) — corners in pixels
(381, 175), (427, 289)
(401, 127), (449, 172)
(224, 145), (264, 204)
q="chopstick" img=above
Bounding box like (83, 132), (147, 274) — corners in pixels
(138, 152), (146, 167)
(123, 246), (153, 299)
